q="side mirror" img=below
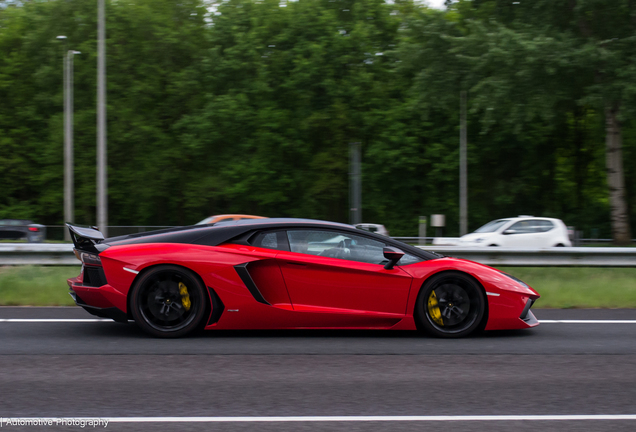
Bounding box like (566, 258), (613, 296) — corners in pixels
(503, 229), (517, 235)
(383, 247), (404, 270)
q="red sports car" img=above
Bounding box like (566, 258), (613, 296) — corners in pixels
(66, 219), (539, 338)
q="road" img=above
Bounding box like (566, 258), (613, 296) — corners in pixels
(0, 307), (635, 431)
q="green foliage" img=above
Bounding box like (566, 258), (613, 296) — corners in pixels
(0, 265), (78, 306)
(2, 264), (635, 308)
(0, 0), (634, 237)
(502, 266), (636, 309)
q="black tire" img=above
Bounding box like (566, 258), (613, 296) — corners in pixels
(415, 272), (486, 338)
(130, 265), (208, 338)
(488, 244), (498, 247)
(555, 243), (565, 247)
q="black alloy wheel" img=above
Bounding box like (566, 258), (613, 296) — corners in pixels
(130, 265), (208, 338)
(415, 272), (486, 338)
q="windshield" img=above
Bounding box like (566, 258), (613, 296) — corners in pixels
(196, 216), (217, 225)
(474, 219), (509, 233)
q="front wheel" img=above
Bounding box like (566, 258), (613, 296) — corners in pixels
(130, 265), (208, 338)
(415, 272), (486, 338)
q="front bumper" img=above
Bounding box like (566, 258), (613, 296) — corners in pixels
(484, 292), (540, 331)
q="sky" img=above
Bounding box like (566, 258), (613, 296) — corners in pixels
(426, 0), (447, 9)
(0, 0), (448, 11)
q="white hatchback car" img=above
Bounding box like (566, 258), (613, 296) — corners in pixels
(354, 223), (389, 236)
(458, 216), (571, 248)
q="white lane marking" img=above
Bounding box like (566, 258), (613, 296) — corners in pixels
(485, 292), (500, 296)
(0, 319), (110, 322)
(123, 267), (139, 274)
(107, 415), (636, 422)
(539, 320), (636, 324)
(6, 415), (636, 423)
(1, 319), (636, 324)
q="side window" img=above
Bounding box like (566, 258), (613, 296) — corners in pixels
(252, 231), (288, 251)
(287, 230), (389, 265)
(287, 230), (422, 266)
(286, 230), (423, 266)
(217, 217), (234, 223)
(536, 220), (555, 232)
(508, 220), (535, 234)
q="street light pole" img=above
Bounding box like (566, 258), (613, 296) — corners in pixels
(97, 0), (108, 237)
(64, 50), (81, 241)
(349, 142), (362, 225)
(459, 90), (468, 236)
(57, 36), (80, 241)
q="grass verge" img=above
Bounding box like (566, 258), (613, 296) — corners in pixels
(500, 267), (636, 308)
(0, 265), (635, 308)
(0, 266), (79, 306)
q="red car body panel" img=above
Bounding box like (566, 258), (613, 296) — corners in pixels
(398, 257), (539, 331)
(275, 249), (413, 316)
(67, 237), (539, 332)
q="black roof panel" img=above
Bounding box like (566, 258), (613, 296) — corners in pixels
(99, 218), (439, 260)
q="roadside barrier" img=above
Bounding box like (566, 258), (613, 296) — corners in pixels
(0, 243), (635, 267)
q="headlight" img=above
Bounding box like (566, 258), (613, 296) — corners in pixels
(501, 272), (528, 289)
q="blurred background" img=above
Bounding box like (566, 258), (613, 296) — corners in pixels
(0, 0), (634, 242)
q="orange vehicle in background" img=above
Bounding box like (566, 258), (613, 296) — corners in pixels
(196, 214), (266, 225)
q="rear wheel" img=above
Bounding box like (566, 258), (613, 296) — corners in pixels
(130, 265), (208, 338)
(415, 272), (485, 338)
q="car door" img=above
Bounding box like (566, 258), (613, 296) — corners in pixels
(217, 230), (294, 309)
(276, 229), (413, 320)
(535, 219), (556, 247)
(502, 220), (538, 247)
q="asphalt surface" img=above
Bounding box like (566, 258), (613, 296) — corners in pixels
(0, 307), (635, 432)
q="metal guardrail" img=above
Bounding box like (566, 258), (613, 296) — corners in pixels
(0, 244), (77, 266)
(416, 246), (636, 267)
(395, 237), (636, 246)
(0, 243), (635, 267)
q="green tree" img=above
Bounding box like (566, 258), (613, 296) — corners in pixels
(447, 0), (635, 244)
(180, 0), (403, 222)
(0, 0), (209, 228)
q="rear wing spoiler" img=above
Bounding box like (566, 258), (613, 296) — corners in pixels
(66, 223), (105, 253)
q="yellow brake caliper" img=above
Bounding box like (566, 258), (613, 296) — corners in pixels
(427, 290), (444, 326)
(178, 282), (191, 311)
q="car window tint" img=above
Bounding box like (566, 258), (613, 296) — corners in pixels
(252, 231), (287, 251)
(508, 220), (536, 234)
(535, 220), (554, 232)
(287, 230), (389, 265)
(261, 232), (278, 249)
(474, 219), (509, 233)
(218, 218), (234, 222)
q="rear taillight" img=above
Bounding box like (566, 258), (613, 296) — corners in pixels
(28, 227), (39, 232)
(73, 249), (102, 266)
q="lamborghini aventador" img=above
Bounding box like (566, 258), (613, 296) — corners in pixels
(66, 218), (539, 338)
